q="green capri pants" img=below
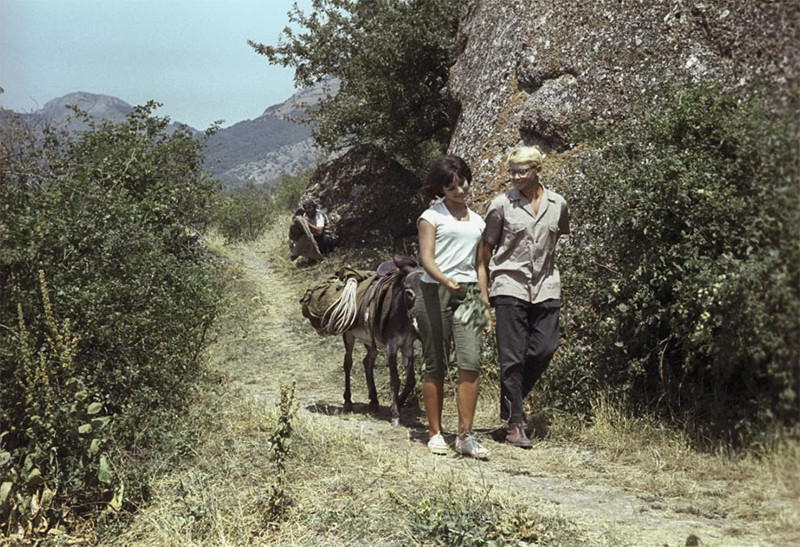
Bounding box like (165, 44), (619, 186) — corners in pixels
(415, 281), (482, 378)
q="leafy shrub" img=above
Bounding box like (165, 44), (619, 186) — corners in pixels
(261, 382), (299, 527)
(0, 104), (223, 538)
(555, 84), (799, 443)
(212, 169), (313, 242)
(272, 168), (313, 212)
(214, 181), (274, 242)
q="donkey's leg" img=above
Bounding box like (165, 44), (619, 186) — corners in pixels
(386, 341), (402, 426)
(363, 344), (380, 414)
(397, 340), (416, 411)
(343, 332), (355, 413)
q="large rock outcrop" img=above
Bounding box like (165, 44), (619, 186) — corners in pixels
(448, 0), (799, 205)
(302, 146), (425, 249)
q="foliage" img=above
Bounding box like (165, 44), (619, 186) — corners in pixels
(0, 104), (223, 539)
(262, 382), (300, 527)
(249, 0), (466, 174)
(1, 272), (118, 538)
(453, 286), (489, 333)
(556, 84), (800, 444)
(212, 169), (313, 243)
(392, 487), (566, 546)
(213, 181), (275, 242)
(272, 168), (313, 213)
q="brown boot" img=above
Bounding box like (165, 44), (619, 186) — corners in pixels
(506, 422), (532, 449)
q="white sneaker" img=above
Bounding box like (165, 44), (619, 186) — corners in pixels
(427, 433), (449, 455)
(455, 434), (488, 459)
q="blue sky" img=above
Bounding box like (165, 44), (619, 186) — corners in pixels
(0, 0), (313, 129)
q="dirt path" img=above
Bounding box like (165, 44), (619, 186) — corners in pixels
(221, 241), (795, 547)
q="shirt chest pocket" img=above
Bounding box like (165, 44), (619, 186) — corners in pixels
(532, 224), (559, 251)
(544, 224), (559, 250)
(505, 218), (531, 238)
(492, 220), (529, 263)
(501, 220), (530, 252)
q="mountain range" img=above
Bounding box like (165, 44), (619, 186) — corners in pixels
(202, 83), (333, 187)
(1, 84), (335, 188)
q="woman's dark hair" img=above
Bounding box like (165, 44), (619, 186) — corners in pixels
(421, 155), (472, 202)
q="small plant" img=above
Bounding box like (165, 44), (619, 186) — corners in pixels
(262, 382), (300, 527)
(1, 271), (116, 540)
(454, 286), (489, 333)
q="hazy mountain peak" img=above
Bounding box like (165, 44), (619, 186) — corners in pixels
(259, 79), (339, 120)
(40, 92), (134, 124)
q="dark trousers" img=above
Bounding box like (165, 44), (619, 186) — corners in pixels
(314, 234), (335, 254)
(494, 296), (560, 424)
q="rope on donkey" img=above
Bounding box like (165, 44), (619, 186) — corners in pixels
(320, 277), (359, 335)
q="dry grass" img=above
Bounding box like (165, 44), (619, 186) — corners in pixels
(101, 216), (800, 546)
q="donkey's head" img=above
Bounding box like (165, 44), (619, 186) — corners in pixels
(391, 254), (423, 313)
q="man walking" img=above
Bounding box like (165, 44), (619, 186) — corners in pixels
(482, 146), (570, 448)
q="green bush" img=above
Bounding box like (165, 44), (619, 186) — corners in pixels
(214, 181), (274, 242)
(212, 169), (313, 242)
(272, 169), (313, 212)
(555, 84), (799, 444)
(0, 104), (223, 538)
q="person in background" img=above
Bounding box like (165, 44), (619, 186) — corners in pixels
(289, 198), (335, 261)
(415, 155), (492, 459)
(301, 199), (336, 254)
(482, 145), (570, 449)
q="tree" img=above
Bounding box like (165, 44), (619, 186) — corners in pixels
(249, 0), (466, 174)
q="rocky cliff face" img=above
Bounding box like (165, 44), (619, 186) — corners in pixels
(303, 145), (424, 249)
(448, 0), (799, 206)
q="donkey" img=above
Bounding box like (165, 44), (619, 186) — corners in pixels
(301, 255), (422, 426)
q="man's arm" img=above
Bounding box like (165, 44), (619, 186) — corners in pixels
(306, 213), (325, 235)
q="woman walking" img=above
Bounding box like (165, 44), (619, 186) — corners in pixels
(415, 155), (492, 459)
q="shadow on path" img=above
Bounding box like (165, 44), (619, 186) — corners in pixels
(305, 400), (427, 431)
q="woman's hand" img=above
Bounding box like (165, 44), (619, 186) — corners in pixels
(443, 277), (460, 295)
(483, 308), (494, 335)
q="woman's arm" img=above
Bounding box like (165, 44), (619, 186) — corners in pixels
(419, 219), (460, 295)
(476, 238), (493, 332)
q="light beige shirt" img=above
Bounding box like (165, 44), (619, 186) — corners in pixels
(483, 186), (570, 304)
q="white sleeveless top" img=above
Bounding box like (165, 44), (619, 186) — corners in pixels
(417, 200), (485, 284)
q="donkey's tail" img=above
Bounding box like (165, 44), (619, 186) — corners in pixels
(320, 277), (358, 334)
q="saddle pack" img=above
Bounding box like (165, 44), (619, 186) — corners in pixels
(300, 267), (375, 335)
